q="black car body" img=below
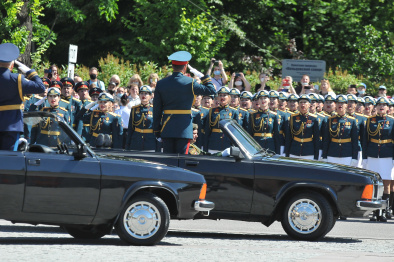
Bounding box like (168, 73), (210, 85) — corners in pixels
(96, 119), (387, 240)
(0, 112), (214, 245)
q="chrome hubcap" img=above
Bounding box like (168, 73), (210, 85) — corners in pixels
(123, 201), (161, 239)
(288, 198), (322, 234)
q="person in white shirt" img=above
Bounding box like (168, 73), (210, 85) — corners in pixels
(206, 58), (228, 90)
(115, 94), (131, 148)
(126, 83), (141, 109)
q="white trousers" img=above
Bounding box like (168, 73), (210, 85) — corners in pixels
(327, 156), (351, 166)
(366, 157), (394, 180)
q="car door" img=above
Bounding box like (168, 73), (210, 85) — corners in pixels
(179, 154), (254, 213)
(0, 151), (26, 217)
(23, 151), (101, 216)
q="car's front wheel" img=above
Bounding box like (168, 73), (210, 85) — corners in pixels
(281, 191), (334, 241)
(115, 192), (170, 245)
(63, 224), (111, 239)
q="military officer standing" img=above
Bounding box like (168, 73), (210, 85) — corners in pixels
(285, 94), (320, 160)
(74, 81), (93, 140)
(322, 95), (358, 166)
(60, 77), (82, 131)
(322, 94), (336, 116)
(230, 88), (249, 130)
(269, 90), (289, 155)
(126, 86), (157, 151)
(0, 43), (46, 150)
(287, 94), (299, 114)
(356, 97), (365, 114)
(30, 87), (70, 147)
(363, 96), (375, 116)
(153, 51), (216, 154)
(248, 90), (280, 154)
(204, 87), (239, 153)
(76, 93), (123, 148)
(309, 93), (326, 159)
(362, 97), (394, 222)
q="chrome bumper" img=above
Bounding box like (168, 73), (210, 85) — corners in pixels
(356, 199), (388, 210)
(194, 200), (215, 212)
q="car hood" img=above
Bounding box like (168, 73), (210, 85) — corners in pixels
(265, 155), (381, 182)
(97, 153), (169, 167)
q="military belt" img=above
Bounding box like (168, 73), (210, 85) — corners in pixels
(293, 137), (313, 143)
(83, 124), (90, 127)
(254, 133), (273, 138)
(41, 130), (60, 136)
(0, 104), (23, 111)
(135, 128), (153, 133)
(370, 138), (392, 144)
(279, 130), (284, 135)
(164, 110), (192, 114)
(92, 133), (99, 137)
(212, 128), (222, 133)
(331, 138), (351, 143)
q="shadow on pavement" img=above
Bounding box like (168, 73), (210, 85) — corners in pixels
(167, 230), (362, 243)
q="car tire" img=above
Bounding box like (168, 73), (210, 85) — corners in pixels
(281, 191), (334, 241)
(115, 192), (170, 246)
(63, 224), (111, 239)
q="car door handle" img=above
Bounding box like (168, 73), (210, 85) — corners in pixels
(28, 159), (40, 166)
(185, 160), (199, 166)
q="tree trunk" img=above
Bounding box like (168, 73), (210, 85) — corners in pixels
(16, 0), (33, 67)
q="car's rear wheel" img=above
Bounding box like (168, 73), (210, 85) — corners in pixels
(63, 224), (111, 239)
(115, 192), (170, 246)
(281, 191), (334, 241)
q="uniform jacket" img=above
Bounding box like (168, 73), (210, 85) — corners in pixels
(153, 72), (216, 139)
(322, 113), (358, 159)
(285, 112), (320, 159)
(203, 105), (239, 151)
(126, 103), (158, 151)
(362, 114), (394, 159)
(248, 109), (280, 154)
(0, 68), (45, 132)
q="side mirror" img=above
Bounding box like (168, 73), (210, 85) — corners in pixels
(73, 144), (87, 160)
(230, 146), (243, 161)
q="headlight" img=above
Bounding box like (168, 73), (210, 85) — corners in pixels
(361, 184), (374, 200)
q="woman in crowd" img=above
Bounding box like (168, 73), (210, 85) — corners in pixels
(76, 93), (123, 148)
(362, 97), (394, 222)
(317, 79), (335, 97)
(228, 72), (251, 92)
(254, 72), (271, 93)
(147, 73), (159, 91)
(125, 85), (158, 151)
(128, 74), (144, 88)
(126, 83), (141, 109)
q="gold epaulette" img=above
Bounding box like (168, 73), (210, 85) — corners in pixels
(192, 108), (200, 112)
(202, 106), (209, 110)
(131, 105), (140, 109)
(229, 106), (237, 110)
(328, 114), (337, 119)
(35, 94), (43, 99)
(239, 108), (248, 112)
(61, 99), (70, 104)
(59, 107), (68, 112)
(308, 113), (317, 118)
(387, 115), (394, 119)
(108, 112), (121, 117)
(23, 96), (30, 101)
(248, 109), (256, 113)
(317, 113), (325, 118)
(40, 107), (49, 111)
(72, 97), (81, 102)
(347, 115), (356, 120)
(291, 112), (300, 116)
(270, 111), (277, 115)
(278, 109), (287, 113)
(354, 112), (365, 117)
(368, 115), (376, 119)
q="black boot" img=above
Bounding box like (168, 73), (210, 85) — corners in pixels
(379, 210), (387, 222)
(370, 210), (378, 221)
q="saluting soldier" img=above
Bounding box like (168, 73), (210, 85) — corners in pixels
(0, 43), (46, 150)
(153, 51), (216, 154)
(285, 94), (320, 160)
(25, 77), (50, 112)
(347, 94), (367, 167)
(248, 90), (280, 154)
(204, 87), (239, 153)
(362, 97), (394, 222)
(125, 85), (157, 151)
(60, 77), (82, 132)
(269, 90), (289, 155)
(74, 81), (93, 140)
(30, 87), (70, 147)
(76, 93), (123, 148)
(322, 95), (358, 166)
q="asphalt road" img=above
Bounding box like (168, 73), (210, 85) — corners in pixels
(0, 218), (393, 261)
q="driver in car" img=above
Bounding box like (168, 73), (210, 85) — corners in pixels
(30, 87), (70, 147)
(188, 124), (229, 157)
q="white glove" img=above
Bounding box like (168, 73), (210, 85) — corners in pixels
(18, 138), (28, 145)
(156, 137), (163, 143)
(85, 101), (97, 110)
(188, 64), (204, 78)
(91, 104), (99, 111)
(321, 158), (328, 162)
(350, 159), (358, 167)
(14, 60), (31, 74)
(221, 147), (231, 157)
(34, 96), (46, 106)
(362, 159), (368, 168)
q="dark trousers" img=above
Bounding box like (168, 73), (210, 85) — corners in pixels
(0, 131), (19, 150)
(163, 138), (190, 154)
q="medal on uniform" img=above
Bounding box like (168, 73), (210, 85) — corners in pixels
(371, 118), (376, 123)
(106, 117), (110, 122)
(307, 120), (312, 124)
(215, 109), (219, 113)
(229, 112), (232, 117)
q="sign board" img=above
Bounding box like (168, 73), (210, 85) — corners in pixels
(68, 44), (78, 64)
(67, 63), (75, 79)
(282, 59), (326, 82)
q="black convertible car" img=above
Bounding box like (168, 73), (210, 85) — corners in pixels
(96, 119), (388, 241)
(0, 112), (214, 246)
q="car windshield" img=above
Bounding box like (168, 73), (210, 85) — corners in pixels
(224, 121), (275, 158)
(23, 114), (76, 150)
